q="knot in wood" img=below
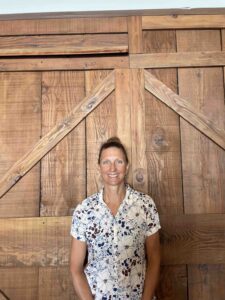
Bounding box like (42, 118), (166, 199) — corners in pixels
(86, 100), (96, 110)
(134, 168), (145, 183)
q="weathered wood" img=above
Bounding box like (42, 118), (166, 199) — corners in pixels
(142, 29), (183, 215)
(0, 34), (128, 56)
(160, 214), (225, 265)
(188, 265), (225, 300)
(0, 216), (71, 267)
(0, 71), (115, 198)
(144, 70), (225, 151)
(0, 268), (38, 300)
(142, 15), (225, 29)
(39, 266), (76, 299)
(130, 51), (225, 68)
(128, 16), (143, 54)
(41, 71), (86, 216)
(0, 17), (127, 36)
(177, 30), (225, 214)
(130, 69), (148, 193)
(115, 69), (132, 184)
(0, 72), (41, 217)
(0, 56), (129, 71)
(85, 70), (117, 195)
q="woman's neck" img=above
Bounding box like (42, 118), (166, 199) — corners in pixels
(103, 183), (126, 204)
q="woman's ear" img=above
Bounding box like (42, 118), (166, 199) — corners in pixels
(126, 163), (129, 174)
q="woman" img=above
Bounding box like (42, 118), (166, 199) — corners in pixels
(70, 137), (161, 300)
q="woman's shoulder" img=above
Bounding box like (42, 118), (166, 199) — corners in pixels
(72, 191), (100, 215)
(128, 185), (156, 206)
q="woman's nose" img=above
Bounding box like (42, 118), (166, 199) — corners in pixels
(109, 162), (116, 171)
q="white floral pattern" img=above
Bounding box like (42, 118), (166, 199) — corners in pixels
(71, 185), (161, 300)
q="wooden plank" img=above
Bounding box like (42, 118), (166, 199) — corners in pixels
(177, 29), (225, 214)
(115, 69), (132, 184)
(0, 72), (41, 217)
(38, 266), (76, 299)
(160, 214), (225, 265)
(0, 71), (115, 199)
(142, 15), (225, 29)
(130, 69), (148, 193)
(128, 16), (143, 54)
(0, 267), (38, 300)
(144, 70), (225, 151)
(41, 71), (86, 216)
(130, 51), (225, 68)
(156, 265), (187, 300)
(0, 34), (128, 56)
(188, 265), (225, 300)
(0, 56), (129, 71)
(85, 70), (117, 195)
(142, 29), (183, 215)
(0, 17), (127, 36)
(0, 216), (71, 267)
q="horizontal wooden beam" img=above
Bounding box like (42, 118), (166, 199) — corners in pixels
(0, 34), (128, 56)
(0, 56), (129, 71)
(0, 71), (115, 199)
(144, 70), (225, 151)
(130, 51), (225, 68)
(160, 214), (225, 264)
(1, 214), (225, 267)
(142, 15), (225, 29)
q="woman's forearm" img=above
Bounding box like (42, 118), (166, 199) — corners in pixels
(71, 269), (94, 300)
(141, 262), (160, 300)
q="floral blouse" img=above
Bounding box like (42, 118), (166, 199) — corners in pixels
(71, 185), (161, 300)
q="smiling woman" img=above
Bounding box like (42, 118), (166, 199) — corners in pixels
(70, 137), (161, 300)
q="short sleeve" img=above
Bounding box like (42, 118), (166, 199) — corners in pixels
(70, 204), (87, 242)
(145, 197), (161, 236)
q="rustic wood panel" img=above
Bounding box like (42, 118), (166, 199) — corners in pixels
(143, 30), (183, 215)
(0, 71), (115, 199)
(0, 72), (41, 217)
(0, 17), (127, 36)
(160, 214), (225, 265)
(145, 70), (225, 151)
(177, 30), (225, 213)
(85, 70), (117, 195)
(156, 265), (188, 300)
(38, 266), (76, 300)
(41, 71), (86, 216)
(130, 51), (225, 68)
(0, 216), (71, 267)
(188, 265), (225, 300)
(128, 16), (143, 54)
(0, 56), (129, 72)
(0, 267), (38, 300)
(142, 15), (225, 29)
(0, 34), (128, 56)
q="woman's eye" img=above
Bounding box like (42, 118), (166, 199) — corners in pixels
(116, 160), (123, 164)
(102, 160), (110, 165)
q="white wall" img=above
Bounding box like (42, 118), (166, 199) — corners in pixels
(0, 0), (224, 15)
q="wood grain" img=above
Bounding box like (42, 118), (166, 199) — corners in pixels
(85, 70), (117, 195)
(41, 71), (86, 216)
(0, 56), (129, 71)
(0, 34), (128, 56)
(0, 72), (41, 217)
(144, 70), (225, 151)
(177, 30), (225, 213)
(0, 17), (127, 36)
(0, 71), (115, 198)
(142, 15), (225, 29)
(128, 16), (143, 54)
(130, 51), (225, 68)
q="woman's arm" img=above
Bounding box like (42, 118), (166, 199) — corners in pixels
(70, 238), (94, 300)
(142, 231), (161, 300)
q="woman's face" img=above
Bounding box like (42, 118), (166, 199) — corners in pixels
(99, 147), (128, 187)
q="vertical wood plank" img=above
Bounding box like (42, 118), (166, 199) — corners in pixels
(0, 267), (38, 300)
(115, 69), (132, 184)
(41, 71), (86, 216)
(85, 70), (116, 195)
(177, 30), (225, 214)
(188, 265), (225, 300)
(128, 16), (143, 54)
(130, 69), (148, 193)
(0, 72), (41, 217)
(39, 266), (76, 300)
